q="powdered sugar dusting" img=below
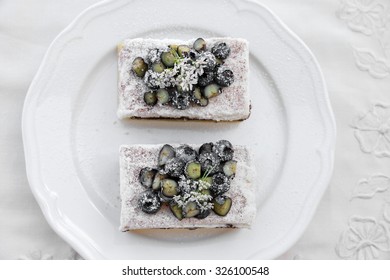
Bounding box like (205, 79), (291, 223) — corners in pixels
(119, 144), (256, 230)
(117, 38), (250, 121)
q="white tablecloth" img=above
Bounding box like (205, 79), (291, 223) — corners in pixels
(1, 0), (390, 260)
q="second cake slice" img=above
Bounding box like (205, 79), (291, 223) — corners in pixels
(120, 141), (256, 230)
(117, 38), (250, 121)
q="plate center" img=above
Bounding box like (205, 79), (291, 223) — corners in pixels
(70, 27), (287, 242)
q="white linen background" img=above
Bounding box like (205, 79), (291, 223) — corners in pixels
(1, 0), (390, 259)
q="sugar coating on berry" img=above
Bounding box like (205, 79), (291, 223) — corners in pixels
(164, 158), (185, 177)
(215, 66), (234, 87)
(146, 48), (164, 64)
(171, 91), (190, 110)
(199, 152), (220, 173)
(213, 140), (234, 161)
(176, 145), (197, 162)
(198, 51), (217, 72)
(210, 173), (230, 196)
(211, 42), (231, 59)
(198, 71), (216, 87)
(139, 190), (161, 214)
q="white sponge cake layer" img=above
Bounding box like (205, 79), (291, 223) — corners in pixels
(119, 144), (256, 230)
(117, 38), (250, 121)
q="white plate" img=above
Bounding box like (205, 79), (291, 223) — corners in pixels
(22, 0), (336, 259)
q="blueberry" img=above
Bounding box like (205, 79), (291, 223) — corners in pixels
(143, 91), (157, 106)
(132, 57), (148, 78)
(152, 171), (167, 191)
(191, 87), (209, 107)
(189, 50), (199, 60)
(156, 88), (170, 105)
(183, 201), (200, 218)
(158, 144), (175, 166)
(199, 152), (220, 174)
(223, 160), (237, 178)
(198, 97), (209, 107)
(139, 190), (161, 214)
(151, 62), (166, 73)
(171, 90), (190, 110)
(184, 161), (202, 179)
(199, 142), (214, 155)
(213, 195), (232, 216)
(198, 51), (217, 72)
(177, 45), (191, 58)
(211, 42), (231, 59)
(215, 66), (234, 87)
(193, 38), (206, 52)
(196, 209), (211, 219)
(139, 167), (157, 188)
(210, 173), (230, 196)
(198, 71), (216, 87)
(213, 140), (234, 161)
(169, 202), (183, 220)
(164, 157), (185, 177)
(168, 44), (179, 51)
(176, 145), (198, 162)
(161, 179), (180, 198)
(203, 83), (221, 99)
(161, 51), (176, 67)
(190, 87), (202, 104)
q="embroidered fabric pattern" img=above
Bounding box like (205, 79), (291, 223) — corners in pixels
(352, 103), (390, 158)
(337, 0), (390, 78)
(336, 174), (390, 259)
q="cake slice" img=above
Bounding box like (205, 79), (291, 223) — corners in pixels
(119, 141), (256, 231)
(117, 38), (250, 121)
